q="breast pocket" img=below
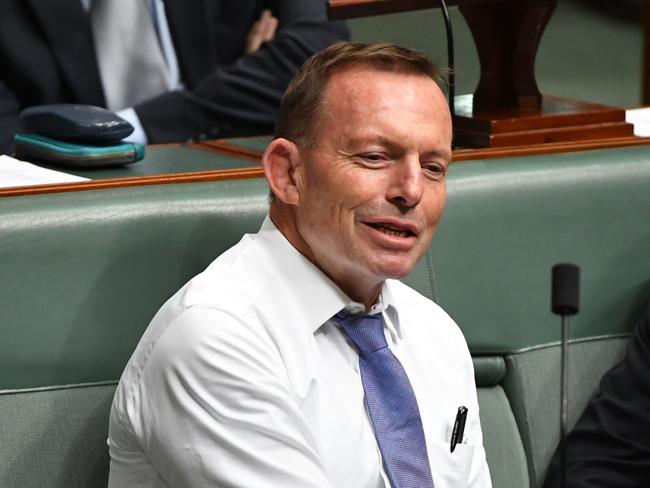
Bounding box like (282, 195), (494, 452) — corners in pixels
(427, 440), (474, 487)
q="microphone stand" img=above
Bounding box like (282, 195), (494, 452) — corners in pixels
(560, 313), (569, 488)
(551, 263), (580, 488)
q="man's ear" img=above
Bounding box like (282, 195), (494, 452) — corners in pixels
(262, 138), (302, 206)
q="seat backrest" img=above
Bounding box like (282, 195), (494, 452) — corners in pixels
(0, 384), (116, 488)
(474, 357), (530, 487)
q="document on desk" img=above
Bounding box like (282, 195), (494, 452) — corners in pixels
(626, 108), (650, 137)
(0, 154), (89, 188)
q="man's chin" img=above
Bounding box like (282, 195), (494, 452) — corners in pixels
(373, 258), (419, 281)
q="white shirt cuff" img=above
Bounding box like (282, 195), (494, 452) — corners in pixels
(117, 108), (148, 144)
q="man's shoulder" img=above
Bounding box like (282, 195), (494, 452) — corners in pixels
(179, 231), (265, 310)
(129, 232), (268, 355)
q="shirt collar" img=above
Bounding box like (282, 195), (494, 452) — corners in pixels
(340, 282), (402, 341)
(256, 216), (403, 338)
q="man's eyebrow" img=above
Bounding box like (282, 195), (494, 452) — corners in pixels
(344, 134), (395, 149)
(344, 134), (451, 162)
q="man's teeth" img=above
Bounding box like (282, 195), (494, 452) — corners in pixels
(373, 224), (410, 237)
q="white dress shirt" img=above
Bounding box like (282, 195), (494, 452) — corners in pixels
(108, 216), (492, 488)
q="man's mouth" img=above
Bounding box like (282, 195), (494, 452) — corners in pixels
(366, 222), (415, 238)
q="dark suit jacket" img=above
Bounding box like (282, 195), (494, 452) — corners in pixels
(0, 0), (348, 153)
(543, 301), (650, 487)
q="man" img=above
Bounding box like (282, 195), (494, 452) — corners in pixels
(108, 42), (492, 487)
(544, 300), (650, 487)
(0, 0), (347, 153)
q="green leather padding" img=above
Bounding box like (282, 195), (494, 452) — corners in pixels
(430, 146), (650, 353)
(0, 179), (268, 390)
(478, 385), (529, 488)
(0, 383), (116, 488)
(502, 336), (629, 488)
(473, 356), (507, 387)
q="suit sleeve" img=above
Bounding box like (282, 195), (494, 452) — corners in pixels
(0, 79), (26, 154)
(134, 0), (349, 144)
(543, 301), (650, 488)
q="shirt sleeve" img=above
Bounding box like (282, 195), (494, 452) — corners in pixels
(0, 78), (25, 154)
(118, 306), (335, 487)
(116, 108), (148, 144)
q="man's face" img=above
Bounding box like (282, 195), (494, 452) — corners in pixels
(292, 66), (452, 304)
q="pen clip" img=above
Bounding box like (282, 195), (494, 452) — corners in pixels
(449, 406), (468, 453)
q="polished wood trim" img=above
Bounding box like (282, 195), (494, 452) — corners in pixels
(327, 0), (493, 19)
(452, 136), (650, 161)
(197, 140), (265, 161)
(0, 167), (264, 198)
(453, 94), (634, 148)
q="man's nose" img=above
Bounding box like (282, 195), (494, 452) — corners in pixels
(387, 157), (423, 209)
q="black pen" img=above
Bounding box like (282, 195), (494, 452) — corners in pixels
(450, 406), (468, 453)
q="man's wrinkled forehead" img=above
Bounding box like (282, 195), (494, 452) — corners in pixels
(319, 64), (447, 115)
(315, 66), (452, 149)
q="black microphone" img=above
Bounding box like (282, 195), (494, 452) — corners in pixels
(552, 264), (580, 316)
(551, 263), (580, 488)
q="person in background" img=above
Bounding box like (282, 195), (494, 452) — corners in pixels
(108, 41), (492, 487)
(544, 300), (650, 487)
(0, 0), (348, 153)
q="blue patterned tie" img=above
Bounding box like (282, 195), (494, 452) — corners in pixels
(338, 313), (435, 488)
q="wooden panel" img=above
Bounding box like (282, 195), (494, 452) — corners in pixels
(0, 167), (264, 198)
(200, 139), (267, 161)
(454, 96), (628, 133)
(0, 143), (262, 198)
(327, 0), (494, 19)
(454, 95), (635, 148)
(452, 136), (650, 161)
(458, 122), (634, 148)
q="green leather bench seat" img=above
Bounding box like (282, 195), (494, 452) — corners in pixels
(1, 145), (649, 487)
(0, 384), (116, 488)
(473, 356), (529, 487)
(426, 145), (650, 487)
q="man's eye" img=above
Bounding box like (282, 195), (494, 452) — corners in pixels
(422, 162), (446, 178)
(362, 153), (384, 162)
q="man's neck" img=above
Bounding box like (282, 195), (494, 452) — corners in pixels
(268, 205), (383, 311)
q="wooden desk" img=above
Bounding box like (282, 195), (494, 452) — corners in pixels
(3, 133), (650, 199)
(0, 143), (264, 198)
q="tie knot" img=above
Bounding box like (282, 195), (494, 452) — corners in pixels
(338, 313), (387, 353)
